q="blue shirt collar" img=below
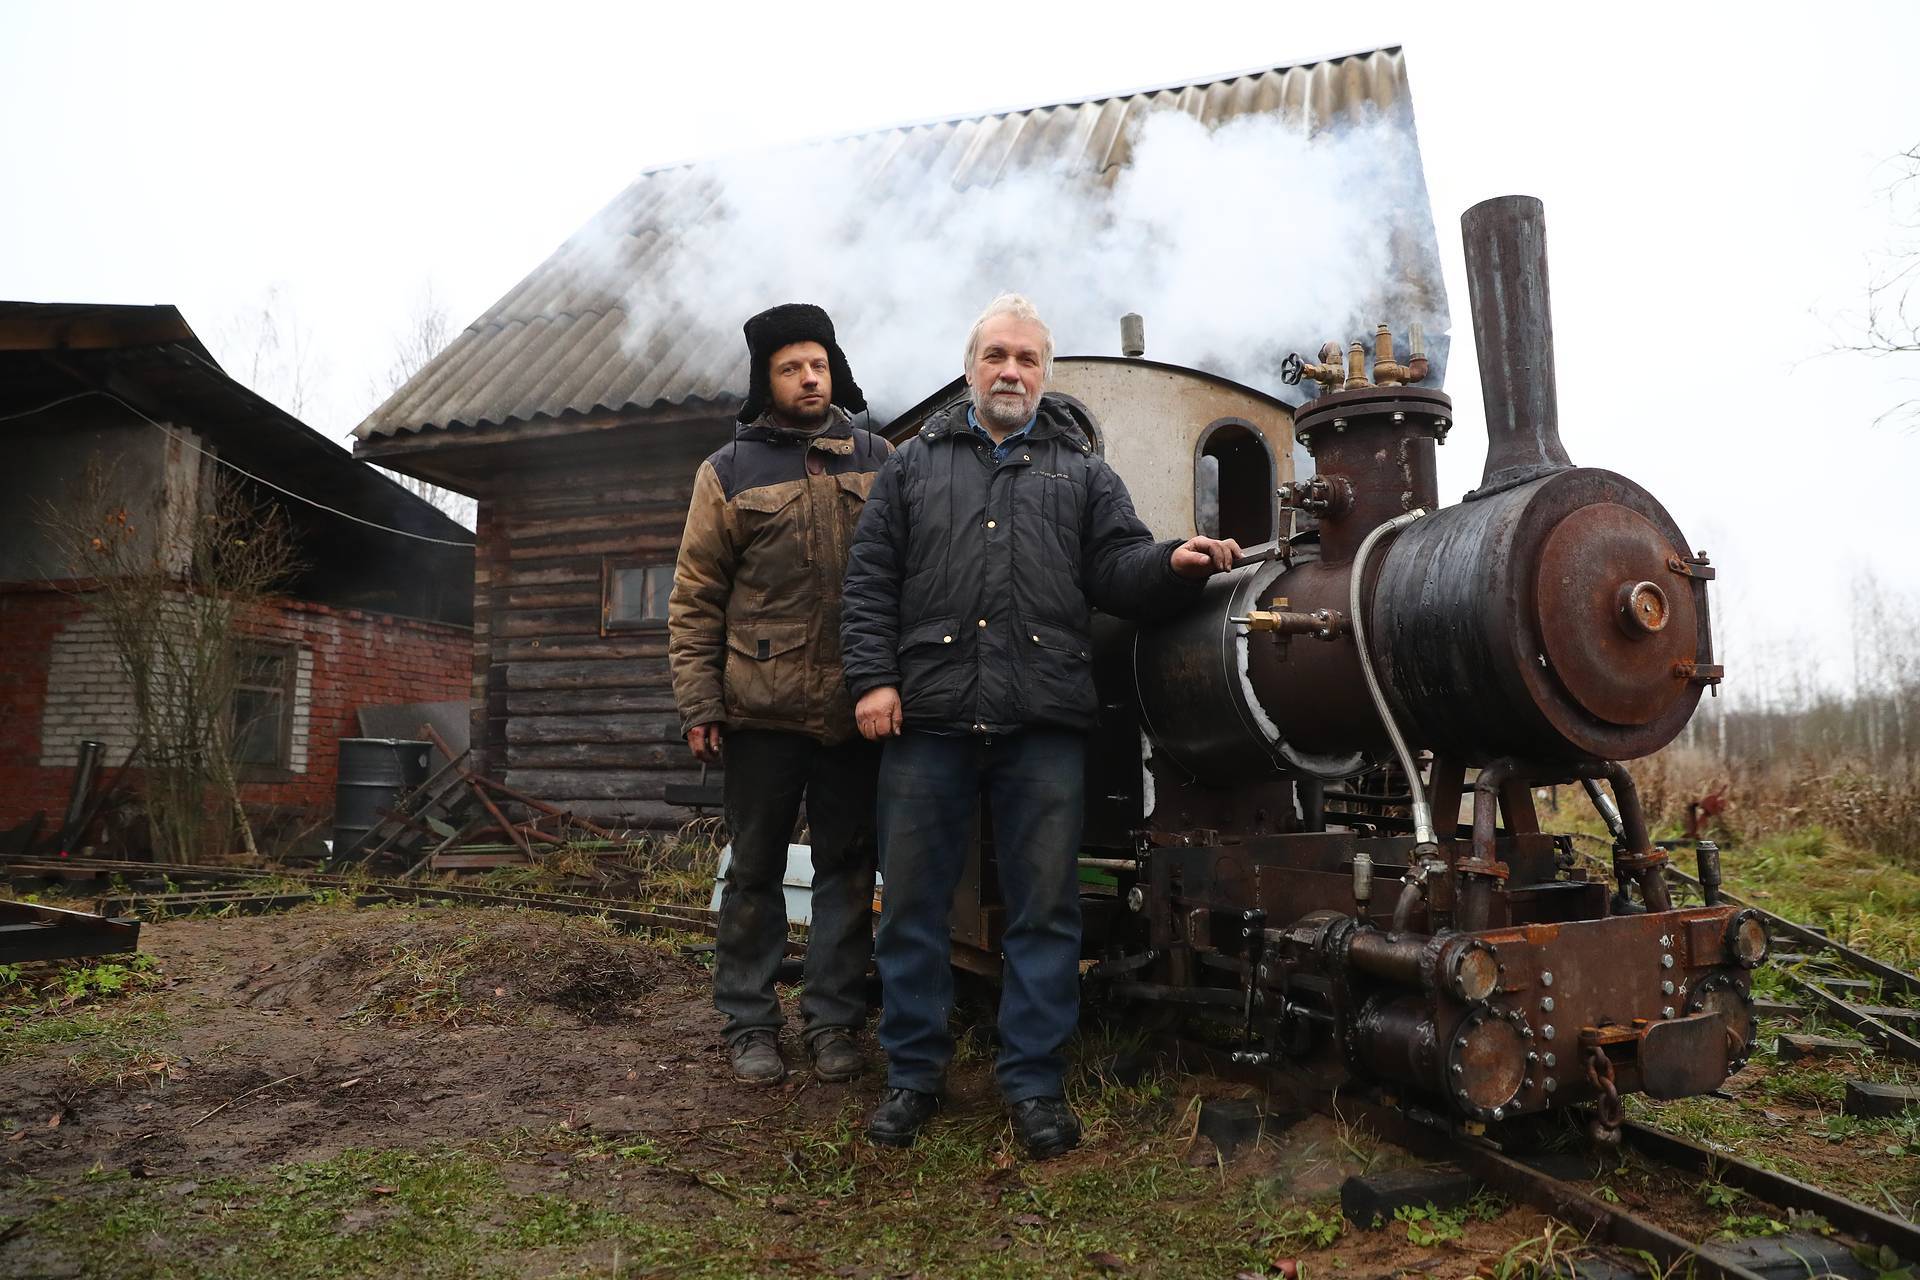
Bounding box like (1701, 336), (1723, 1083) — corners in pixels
(964, 405), (1037, 459)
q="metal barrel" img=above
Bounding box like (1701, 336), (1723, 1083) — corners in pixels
(333, 738), (431, 859)
(1461, 194), (1573, 495)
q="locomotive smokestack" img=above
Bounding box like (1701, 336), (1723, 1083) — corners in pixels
(1120, 312), (1146, 358)
(1461, 195), (1573, 495)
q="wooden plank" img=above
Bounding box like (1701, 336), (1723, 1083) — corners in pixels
(504, 659), (669, 691)
(497, 607), (605, 637)
(500, 504), (689, 535)
(493, 562), (601, 589)
(505, 532), (681, 561)
(431, 852), (532, 870)
(506, 689), (680, 716)
(501, 484), (696, 515)
(511, 799), (693, 830)
(505, 637), (668, 662)
(503, 768), (707, 801)
(508, 743), (686, 770)
(504, 585), (601, 610)
(506, 712), (682, 744)
(502, 518), (687, 550)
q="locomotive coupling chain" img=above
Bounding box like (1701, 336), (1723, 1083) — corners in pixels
(1585, 1046), (1625, 1140)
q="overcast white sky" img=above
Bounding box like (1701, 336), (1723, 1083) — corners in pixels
(4, 1), (1917, 704)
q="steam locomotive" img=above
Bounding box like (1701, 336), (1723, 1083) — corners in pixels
(883, 196), (1760, 1131)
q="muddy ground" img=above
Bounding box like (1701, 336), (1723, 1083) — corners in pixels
(0, 901), (1912, 1278)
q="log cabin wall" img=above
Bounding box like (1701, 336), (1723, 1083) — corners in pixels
(470, 420), (731, 830)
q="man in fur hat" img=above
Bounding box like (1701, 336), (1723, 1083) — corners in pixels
(668, 303), (891, 1086)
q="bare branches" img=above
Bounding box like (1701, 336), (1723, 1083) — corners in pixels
(367, 283), (476, 529)
(39, 464), (302, 862)
(1835, 144), (1920, 429)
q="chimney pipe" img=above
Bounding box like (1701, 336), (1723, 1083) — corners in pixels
(1120, 313), (1146, 358)
(1461, 195), (1573, 497)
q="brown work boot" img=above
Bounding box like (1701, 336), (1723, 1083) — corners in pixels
(730, 1030), (787, 1085)
(808, 1029), (863, 1083)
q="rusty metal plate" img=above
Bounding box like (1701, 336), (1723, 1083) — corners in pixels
(1639, 1011), (1731, 1100)
(1534, 503), (1699, 726)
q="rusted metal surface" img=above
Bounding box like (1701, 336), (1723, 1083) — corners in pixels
(1370, 469), (1714, 763)
(1533, 502), (1701, 726)
(1460, 195), (1574, 497)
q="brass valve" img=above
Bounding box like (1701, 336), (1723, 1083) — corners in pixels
(1230, 607), (1349, 640)
(1371, 323), (1430, 387)
(1280, 341), (1345, 394)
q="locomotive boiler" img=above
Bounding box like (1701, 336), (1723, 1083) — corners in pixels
(884, 195), (1761, 1133)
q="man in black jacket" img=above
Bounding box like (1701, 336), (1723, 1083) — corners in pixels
(840, 294), (1238, 1156)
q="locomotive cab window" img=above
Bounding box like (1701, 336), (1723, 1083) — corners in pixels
(1195, 418), (1277, 544)
(602, 559), (674, 633)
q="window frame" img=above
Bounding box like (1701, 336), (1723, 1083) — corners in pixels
(229, 638), (297, 776)
(601, 557), (675, 635)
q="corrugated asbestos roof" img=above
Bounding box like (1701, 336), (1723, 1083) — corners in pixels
(356, 47), (1422, 442)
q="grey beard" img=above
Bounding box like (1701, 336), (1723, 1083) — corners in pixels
(971, 383), (1033, 430)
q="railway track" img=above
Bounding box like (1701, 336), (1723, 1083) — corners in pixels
(11, 855), (1917, 1275)
(1345, 1096), (1919, 1279)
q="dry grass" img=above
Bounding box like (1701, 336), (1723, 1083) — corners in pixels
(1631, 746), (1920, 870)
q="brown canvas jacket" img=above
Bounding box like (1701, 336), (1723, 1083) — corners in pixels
(667, 409), (892, 744)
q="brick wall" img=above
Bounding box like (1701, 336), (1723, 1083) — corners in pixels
(0, 583), (469, 841)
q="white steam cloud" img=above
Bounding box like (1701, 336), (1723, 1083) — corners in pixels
(605, 107), (1447, 420)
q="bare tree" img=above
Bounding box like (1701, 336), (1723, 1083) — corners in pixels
(42, 465), (303, 863)
(1837, 144), (1920, 429)
(217, 282), (326, 425)
(366, 282), (477, 528)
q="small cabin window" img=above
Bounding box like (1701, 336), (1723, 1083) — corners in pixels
(1194, 419), (1277, 544)
(602, 559), (674, 633)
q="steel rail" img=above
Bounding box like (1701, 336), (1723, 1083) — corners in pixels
(1619, 1120), (1920, 1254)
(1667, 866), (1920, 1002)
(1783, 972), (1920, 1064)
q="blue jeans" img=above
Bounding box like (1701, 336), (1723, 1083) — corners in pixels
(874, 729), (1086, 1103)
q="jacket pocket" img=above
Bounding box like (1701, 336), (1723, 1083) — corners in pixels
(724, 621), (809, 724)
(732, 482), (805, 549)
(897, 616), (964, 723)
(1020, 620), (1096, 726)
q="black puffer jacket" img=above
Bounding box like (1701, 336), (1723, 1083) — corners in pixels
(841, 395), (1199, 734)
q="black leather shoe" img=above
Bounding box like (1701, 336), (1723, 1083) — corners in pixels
(1010, 1096), (1081, 1159)
(867, 1087), (939, 1148)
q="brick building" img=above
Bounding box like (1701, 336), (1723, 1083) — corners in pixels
(0, 302), (474, 853)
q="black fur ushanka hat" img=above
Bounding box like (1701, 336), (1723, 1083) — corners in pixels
(737, 302), (867, 424)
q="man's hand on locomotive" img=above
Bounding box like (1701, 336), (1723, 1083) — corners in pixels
(1171, 534), (1241, 578)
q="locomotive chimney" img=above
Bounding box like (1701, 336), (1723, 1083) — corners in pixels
(1461, 195), (1573, 496)
(1120, 312), (1146, 358)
